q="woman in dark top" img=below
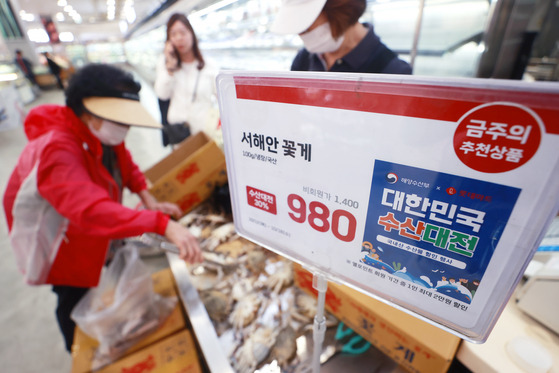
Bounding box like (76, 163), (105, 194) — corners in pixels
(272, 0), (412, 74)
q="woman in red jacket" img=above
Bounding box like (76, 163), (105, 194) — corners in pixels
(3, 63), (202, 351)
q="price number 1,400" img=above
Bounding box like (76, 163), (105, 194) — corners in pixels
(287, 193), (357, 242)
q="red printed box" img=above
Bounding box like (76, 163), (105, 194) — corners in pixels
(246, 186), (277, 214)
(144, 132), (228, 216)
(293, 263), (461, 373)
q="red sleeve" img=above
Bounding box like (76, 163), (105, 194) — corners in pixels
(2, 168), (21, 231)
(117, 145), (148, 194)
(37, 139), (169, 239)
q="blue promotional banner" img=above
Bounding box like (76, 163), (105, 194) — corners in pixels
(362, 160), (520, 305)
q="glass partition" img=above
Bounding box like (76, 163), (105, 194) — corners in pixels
(125, 0), (492, 78)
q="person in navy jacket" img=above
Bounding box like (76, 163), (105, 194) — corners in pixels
(272, 0), (412, 74)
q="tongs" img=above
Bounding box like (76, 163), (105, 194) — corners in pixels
(130, 234), (227, 267)
(130, 233), (180, 255)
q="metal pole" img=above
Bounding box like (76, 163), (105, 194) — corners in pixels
(311, 272), (328, 373)
(410, 0), (426, 69)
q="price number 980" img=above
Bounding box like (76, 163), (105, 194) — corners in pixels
(287, 194), (357, 242)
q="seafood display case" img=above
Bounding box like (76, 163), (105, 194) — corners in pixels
(162, 202), (399, 373)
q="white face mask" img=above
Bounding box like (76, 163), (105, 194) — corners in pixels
(89, 120), (129, 146)
(300, 22), (345, 54)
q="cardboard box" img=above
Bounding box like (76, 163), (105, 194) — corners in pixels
(95, 329), (202, 373)
(144, 132), (228, 215)
(151, 267), (179, 298)
(294, 264), (461, 373)
(71, 268), (187, 373)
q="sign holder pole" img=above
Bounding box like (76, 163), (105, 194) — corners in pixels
(312, 272), (328, 373)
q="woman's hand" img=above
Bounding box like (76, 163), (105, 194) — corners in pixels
(153, 202), (182, 219)
(164, 220), (203, 264)
(139, 190), (182, 219)
(164, 41), (179, 73)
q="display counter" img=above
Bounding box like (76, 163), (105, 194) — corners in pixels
(0, 83), (26, 131)
(71, 218), (558, 372)
(168, 248), (559, 373)
(0, 61), (35, 105)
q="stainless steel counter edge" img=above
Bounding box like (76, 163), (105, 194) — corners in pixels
(166, 252), (235, 373)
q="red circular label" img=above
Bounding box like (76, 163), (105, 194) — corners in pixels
(453, 103), (541, 173)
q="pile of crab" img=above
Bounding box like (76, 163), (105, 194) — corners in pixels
(179, 202), (338, 373)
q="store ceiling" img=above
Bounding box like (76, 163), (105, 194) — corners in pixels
(16, 0), (167, 25)
(13, 0), (217, 42)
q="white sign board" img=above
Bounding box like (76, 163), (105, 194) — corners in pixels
(216, 71), (559, 342)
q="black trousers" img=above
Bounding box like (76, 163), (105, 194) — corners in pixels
(52, 285), (90, 352)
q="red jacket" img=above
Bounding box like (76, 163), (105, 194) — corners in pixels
(3, 105), (169, 287)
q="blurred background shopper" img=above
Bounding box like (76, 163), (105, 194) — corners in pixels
(155, 13), (219, 146)
(42, 52), (65, 89)
(272, 0), (412, 74)
(14, 49), (39, 88)
(2, 63), (202, 352)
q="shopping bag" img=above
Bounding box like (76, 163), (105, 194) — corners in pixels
(71, 244), (177, 370)
(162, 122), (191, 145)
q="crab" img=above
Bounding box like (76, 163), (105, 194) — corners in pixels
(202, 251), (238, 268)
(231, 277), (256, 302)
(290, 291), (317, 324)
(269, 326), (297, 368)
(290, 290), (339, 331)
(234, 326), (277, 373)
(296, 291), (317, 316)
(203, 222), (237, 251)
(179, 202), (228, 227)
(229, 292), (262, 329)
(215, 238), (256, 258)
(188, 262), (224, 291)
(200, 289), (231, 323)
(244, 248), (268, 275)
(263, 259), (294, 294)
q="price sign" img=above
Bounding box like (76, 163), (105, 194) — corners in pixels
(216, 72), (559, 342)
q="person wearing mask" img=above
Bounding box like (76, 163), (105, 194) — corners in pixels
(155, 13), (219, 146)
(3, 63), (203, 352)
(272, 0), (412, 74)
(14, 50), (39, 87)
(43, 51), (64, 89)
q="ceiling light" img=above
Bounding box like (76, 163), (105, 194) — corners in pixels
(125, 8), (136, 23)
(59, 31), (74, 42)
(19, 11), (35, 22)
(0, 73), (18, 82)
(119, 20), (128, 33)
(26, 14), (35, 21)
(27, 28), (50, 43)
(191, 0), (238, 18)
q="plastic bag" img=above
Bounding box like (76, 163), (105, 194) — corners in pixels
(71, 244), (177, 370)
